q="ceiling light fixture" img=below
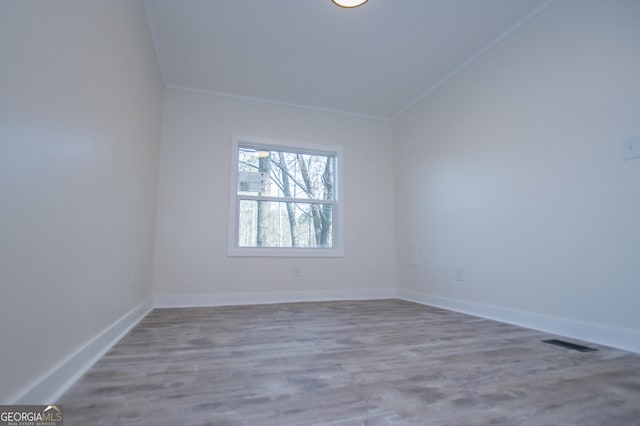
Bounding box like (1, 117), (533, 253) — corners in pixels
(332, 0), (368, 8)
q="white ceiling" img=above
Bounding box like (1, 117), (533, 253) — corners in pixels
(143, 0), (551, 120)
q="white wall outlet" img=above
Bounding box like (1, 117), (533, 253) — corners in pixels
(622, 137), (640, 161)
(293, 265), (303, 278)
(456, 266), (464, 282)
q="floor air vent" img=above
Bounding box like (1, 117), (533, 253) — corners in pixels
(542, 339), (598, 352)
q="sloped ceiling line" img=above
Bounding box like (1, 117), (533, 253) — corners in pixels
(143, 0), (556, 121)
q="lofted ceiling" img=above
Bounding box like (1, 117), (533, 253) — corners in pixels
(143, 0), (552, 120)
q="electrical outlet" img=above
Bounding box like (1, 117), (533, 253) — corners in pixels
(456, 266), (464, 282)
(622, 137), (640, 160)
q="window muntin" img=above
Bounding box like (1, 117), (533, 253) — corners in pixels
(229, 138), (342, 257)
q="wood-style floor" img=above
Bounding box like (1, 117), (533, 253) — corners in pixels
(60, 300), (640, 425)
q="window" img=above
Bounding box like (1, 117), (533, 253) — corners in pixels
(228, 137), (343, 257)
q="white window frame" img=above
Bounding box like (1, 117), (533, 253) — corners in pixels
(228, 136), (344, 257)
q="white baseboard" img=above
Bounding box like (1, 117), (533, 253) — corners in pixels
(398, 289), (640, 354)
(8, 299), (153, 404)
(154, 288), (396, 308)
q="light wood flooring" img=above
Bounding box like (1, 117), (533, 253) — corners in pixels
(60, 300), (640, 425)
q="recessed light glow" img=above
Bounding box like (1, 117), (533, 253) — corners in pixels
(332, 0), (368, 8)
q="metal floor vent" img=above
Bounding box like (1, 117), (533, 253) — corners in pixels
(542, 339), (598, 352)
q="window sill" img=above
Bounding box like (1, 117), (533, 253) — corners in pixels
(227, 247), (344, 258)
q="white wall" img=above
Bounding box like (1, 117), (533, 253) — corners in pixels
(394, 0), (640, 344)
(153, 89), (396, 303)
(0, 0), (163, 402)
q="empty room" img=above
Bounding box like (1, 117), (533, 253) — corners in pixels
(1, 0), (639, 424)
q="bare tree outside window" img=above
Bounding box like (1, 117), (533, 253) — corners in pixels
(237, 145), (336, 249)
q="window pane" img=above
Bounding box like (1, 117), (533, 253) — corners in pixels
(238, 200), (333, 248)
(238, 147), (335, 200)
